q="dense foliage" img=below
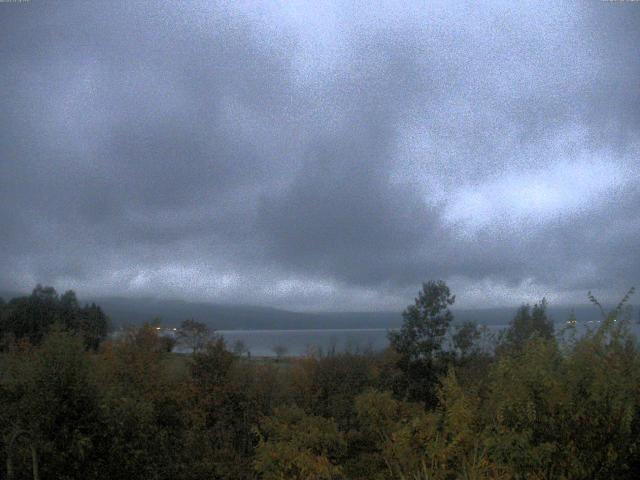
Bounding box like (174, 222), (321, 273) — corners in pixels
(1, 283), (639, 479)
(0, 286), (109, 350)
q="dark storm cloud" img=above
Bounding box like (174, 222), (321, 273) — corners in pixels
(1, 1), (639, 310)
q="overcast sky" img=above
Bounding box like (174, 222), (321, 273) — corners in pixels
(1, 1), (639, 311)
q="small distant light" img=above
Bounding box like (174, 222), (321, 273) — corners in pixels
(156, 327), (161, 330)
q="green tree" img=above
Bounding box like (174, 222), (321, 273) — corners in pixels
(484, 336), (565, 478)
(484, 318), (640, 479)
(177, 319), (209, 354)
(255, 407), (345, 480)
(1, 286), (60, 345)
(290, 350), (375, 430)
(388, 280), (455, 406)
(500, 299), (553, 353)
(452, 321), (482, 360)
(1, 327), (102, 480)
(96, 323), (190, 480)
(354, 389), (428, 479)
(190, 336), (235, 391)
(77, 303), (109, 351)
(0, 287), (109, 350)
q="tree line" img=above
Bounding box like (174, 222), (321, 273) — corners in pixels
(0, 282), (638, 479)
(0, 285), (109, 351)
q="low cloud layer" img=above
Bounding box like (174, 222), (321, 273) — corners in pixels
(1, 1), (639, 311)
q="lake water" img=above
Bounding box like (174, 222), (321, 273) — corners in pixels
(216, 321), (640, 357)
(217, 328), (392, 357)
(215, 325), (509, 357)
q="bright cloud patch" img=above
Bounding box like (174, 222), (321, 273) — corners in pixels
(443, 157), (630, 231)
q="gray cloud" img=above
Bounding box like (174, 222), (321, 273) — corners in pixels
(1, 1), (639, 311)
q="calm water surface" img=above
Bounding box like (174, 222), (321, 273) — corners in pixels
(217, 328), (391, 357)
(216, 322), (640, 357)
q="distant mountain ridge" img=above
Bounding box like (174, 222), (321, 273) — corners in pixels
(87, 301), (640, 330)
(2, 290), (636, 330)
(59, 296), (640, 330)
(88, 296), (404, 330)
